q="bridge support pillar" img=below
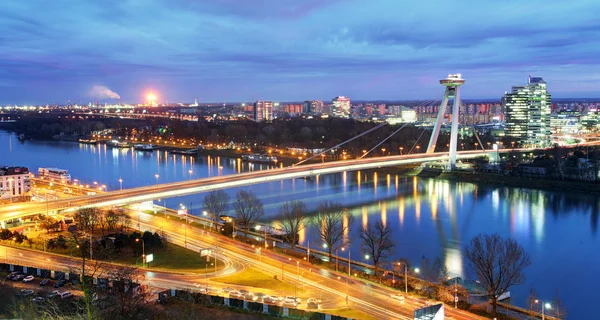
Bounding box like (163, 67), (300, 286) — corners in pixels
(448, 85), (461, 169)
(427, 95), (449, 154)
(427, 74), (465, 170)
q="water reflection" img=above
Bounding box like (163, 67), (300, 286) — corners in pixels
(1, 131), (597, 317)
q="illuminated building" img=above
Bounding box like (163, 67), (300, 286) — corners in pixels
(503, 76), (552, 147)
(0, 166), (31, 201)
(332, 96), (351, 117)
(253, 100), (273, 121)
(550, 110), (580, 134)
(284, 104), (303, 115)
(303, 100), (324, 114)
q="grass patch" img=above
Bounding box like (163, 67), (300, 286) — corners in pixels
(113, 243), (225, 272)
(212, 267), (296, 293)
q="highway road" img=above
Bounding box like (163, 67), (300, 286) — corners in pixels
(130, 210), (487, 320)
(0, 209), (486, 320)
(0, 149), (492, 220)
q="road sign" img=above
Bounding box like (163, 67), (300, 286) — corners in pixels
(200, 249), (211, 257)
(454, 296), (458, 302)
(146, 254), (154, 263)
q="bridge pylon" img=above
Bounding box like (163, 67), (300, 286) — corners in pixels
(426, 74), (465, 170)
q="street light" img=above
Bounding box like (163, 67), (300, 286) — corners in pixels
(188, 170), (193, 180)
(337, 275), (349, 309)
(118, 177), (123, 191)
(295, 260), (300, 299)
(182, 224), (187, 248)
(397, 262), (408, 293)
(70, 245), (80, 257)
(535, 300), (552, 320)
(341, 247), (351, 276)
(154, 174), (159, 185)
(136, 238), (145, 267)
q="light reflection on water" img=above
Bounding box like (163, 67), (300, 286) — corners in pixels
(1, 131), (598, 317)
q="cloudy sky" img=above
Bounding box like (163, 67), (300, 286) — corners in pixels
(2, 0), (600, 104)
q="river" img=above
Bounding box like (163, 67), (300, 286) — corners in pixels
(1, 131), (596, 318)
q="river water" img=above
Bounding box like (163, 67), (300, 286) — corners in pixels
(1, 131), (596, 318)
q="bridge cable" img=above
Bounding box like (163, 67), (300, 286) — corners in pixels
(292, 94), (443, 166)
(359, 123), (410, 159)
(407, 128), (427, 155)
(458, 100), (487, 151)
(292, 121), (389, 166)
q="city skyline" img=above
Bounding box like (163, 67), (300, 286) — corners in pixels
(2, 0), (600, 104)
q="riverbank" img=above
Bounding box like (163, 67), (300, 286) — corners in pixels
(438, 171), (600, 194)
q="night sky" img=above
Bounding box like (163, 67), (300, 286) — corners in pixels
(2, 0), (600, 104)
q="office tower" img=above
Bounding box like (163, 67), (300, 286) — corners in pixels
(253, 101), (273, 121)
(332, 96), (351, 117)
(503, 76), (552, 146)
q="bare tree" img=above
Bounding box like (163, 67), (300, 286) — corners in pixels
(69, 226), (105, 320)
(232, 190), (264, 240)
(552, 288), (567, 319)
(276, 201), (307, 251)
(74, 208), (100, 235)
(100, 265), (153, 320)
(310, 201), (354, 264)
(526, 284), (539, 313)
(360, 219), (395, 277)
(421, 256), (449, 284)
(203, 190), (230, 231)
(463, 233), (531, 317)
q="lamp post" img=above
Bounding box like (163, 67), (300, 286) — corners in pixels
(295, 260), (299, 299)
(70, 245), (80, 257)
(118, 177), (123, 191)
(535, 300), (551, 320)
(136, 238), (145, 267)
(337, 276), (349, 309)
(154, 174), (159, 185)
(188, 170), (193, 180)
(397, 262), (408, 293)
(182, 224), (187, 248)
(341, 247), (350, 276)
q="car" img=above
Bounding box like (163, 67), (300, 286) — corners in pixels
(47, 290), (61, 298)
(253, 292), (267, 302)
(12, 274), (24, 281)
(283, 296), (299, 307)
(54, 279), (66, 288)
(59, 292), (73, 299)
(228, 290), (242, 299)
(40, 279), (49, 286)
(6, 272), (19, 280)
(238, 289), (250, 295)
(206, 287), (219, 294)
(263, 296), (279, 304)
(23, 275), (35, 283)
(20, 289), (35, 296)
(391, 293), (406, 302)
(32, 297), (45, 303)
(306, 298), (319, 309)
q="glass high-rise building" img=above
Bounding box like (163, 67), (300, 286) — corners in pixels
(503, 76), (552, 147)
